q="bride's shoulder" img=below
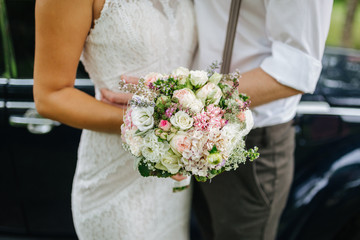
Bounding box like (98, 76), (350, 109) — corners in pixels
(93, 0), (106, 23)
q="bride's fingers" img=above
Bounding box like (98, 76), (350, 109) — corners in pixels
(101, 97), (128, 109)
(100, 88), (133, 104)
(171, 174), (187, 182)
(121, 75), (139, 85)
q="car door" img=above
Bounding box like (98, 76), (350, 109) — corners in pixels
(1, 0), (93, 237)
(0, 0), (27, 235)
(277, 48), (360, 240)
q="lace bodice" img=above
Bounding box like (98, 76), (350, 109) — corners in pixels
(72, 1), (196, 239)
(81, 0), (197, 95)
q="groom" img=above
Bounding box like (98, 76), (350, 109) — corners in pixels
(190, 1), (332, 240)
(101, 0), (333, 239)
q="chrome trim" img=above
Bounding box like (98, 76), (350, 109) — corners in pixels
(8, 79), (33, 85)
(327, 97), (360, 106)
(6, 101), (36, 109)
(9, 116), (60, 126)
(75, 79), (94, 86)
(0, 101), (4, 108)
(324, 46), (360, 57)
(297, 101), (360, 117)
(0, 78), (8, 85)
(8, 78), (93, 87)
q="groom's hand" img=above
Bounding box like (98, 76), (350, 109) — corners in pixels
(100, 75), (140, 108)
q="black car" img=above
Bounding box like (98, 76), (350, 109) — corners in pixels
(1, 0), (360, 239)
(277, 47), (360, 240)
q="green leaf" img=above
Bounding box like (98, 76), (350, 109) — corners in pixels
(239, 94), (250, 102)
(219, 97), (227, 109)
(209, 145), (218, 154)
(195, 175), (208, 182)
(138, 163), (151, 177)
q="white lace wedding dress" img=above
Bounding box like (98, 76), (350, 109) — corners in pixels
(71, 0), (197, 239)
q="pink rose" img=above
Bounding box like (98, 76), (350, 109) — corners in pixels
(159, 120), (171, 131)
(237, 112), (246, 122)
(144, 72), (163, 87)
(172, 88), (203, 113)
(170, 132), (192, 156)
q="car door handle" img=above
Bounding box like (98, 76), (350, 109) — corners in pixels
(9, 109), (61, 134)
(9, 116), (60, 126)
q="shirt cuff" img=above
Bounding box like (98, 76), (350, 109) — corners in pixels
(260, 41), (322, 93)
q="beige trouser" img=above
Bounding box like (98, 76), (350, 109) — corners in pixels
(193, 121), (295, 240)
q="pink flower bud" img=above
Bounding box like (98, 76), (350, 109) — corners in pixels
(159, 120), (171, 131)
(155, 128), (163, 136)
(160, 132), (168, 140)
(236, 99), (244, 108)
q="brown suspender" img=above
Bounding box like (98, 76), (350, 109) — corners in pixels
(220, 0), (242, 74)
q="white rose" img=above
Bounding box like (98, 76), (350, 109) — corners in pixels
(170, 111), (193, 130)
(189, 100), (204, 113)
(189, 70), (208, 88)
(196, 82), (223, 105)
(155, 150), (181, 174)
(131, 107), (154, 132)
(177, 76), (186, 85)
(172, 67), (190, 77)
(209, 72), (223, 85)
(172, 88), (204, 114)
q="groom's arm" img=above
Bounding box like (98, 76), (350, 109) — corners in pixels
(236, 68), (302, 108)
(240, 0), (333, 107)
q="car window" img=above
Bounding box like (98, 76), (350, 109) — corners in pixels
(1, 0), (16, 78)
(5, 0), (34, 78)
(0, 31), (4, 78)
(5, 0), (89, 79)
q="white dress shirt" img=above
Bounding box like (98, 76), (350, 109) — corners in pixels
(193, 0), (333, 128)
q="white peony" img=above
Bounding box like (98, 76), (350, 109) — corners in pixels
(170, 111), (193, 130)
(196, 82), (223, 105)
(142, 130), (169, 163)
(131, 107), (154, 132)
(189, 70), (208, 88)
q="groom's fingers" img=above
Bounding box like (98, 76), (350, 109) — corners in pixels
(121, 75), (139, 85)
(100, 88), (133, 104)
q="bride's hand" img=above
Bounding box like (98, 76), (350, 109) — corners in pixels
(100, 75), (139, 108)
(171, 174), (187, 182)
(100, 89), (132, 108)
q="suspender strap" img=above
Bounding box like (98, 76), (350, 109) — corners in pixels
(221, 0), (242, 74)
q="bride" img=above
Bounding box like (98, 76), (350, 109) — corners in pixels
(33, 0), (197, 239)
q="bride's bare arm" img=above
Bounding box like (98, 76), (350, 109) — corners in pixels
(34, 0), (127, 134)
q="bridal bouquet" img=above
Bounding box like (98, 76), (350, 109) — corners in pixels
(120, 65), (259, 183)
